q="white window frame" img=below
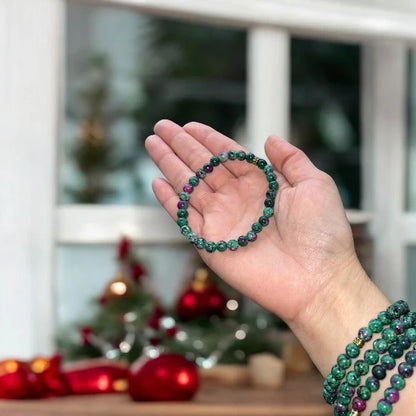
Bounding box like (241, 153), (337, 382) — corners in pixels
(1, 0), (415, 357)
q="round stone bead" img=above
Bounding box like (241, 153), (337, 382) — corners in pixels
(177, 200), (188, 209)
(177, 209), (188, 218)
(259, 216), (269, 226)
(338, 354), (352, 370)
(177, 218), (188, 227)
(246, 231), (257, 242)
(340, 382), (355, 397)
(346, 371), (360, 387)
(189, 176), (199, 186)
(390, 319), (404, 334)
(195, 168), (206, 179)
(365, 376), (380, 392)
(203, 163), (214, 173)
(405, 350), (416, 366)
(195, 237), (206, 249)
(336, 393), (351, 405)
(380, 355), (396, 370)
(326, 374), (339, 389)
(384, 387), (399, 404)
(269, 181), (279, 191)
(382, 328), (397, 343)
(186, 232), (197, 243)
(357, 385), (371, 400)
(266, 189), (277, 199)
(390, 374), (406, 390)
(179, 192), (190, 201)
(369, 318), (383, 333)
(210, 156), (220, 166)
(252, 222), (263, 233)
(354, 360), (369, 376)
(398, 335), (411, 349)
(374, 339), (388, 354)
(183, 184), (194, 193)
(228, 150), (237, 160)
(358, 327), (373, 342)
(263, 207), (274, 218)
(264, 198), (274, 207)
(266, 172), (277, 182)
(216, 240), (227, 252)
(346, 343), (360, 359)
(245, 152), (255, 162)
(332, 365), (346, 381)
(205, 241), (216, 253)
(237, 235), (248, 247)
(388, 343), (403, 359)
(322, 388), (335, 404)
(372, 365), (386, 380)
(237, 150), (246, 160)
(264, 165), (274, 174)
(257, 158), (267, 169)
(400, 314), (413, 330)
(370, 411), (383, 416)
(180, 225), (191, 235)
(398, 362), (413, 378)
(333, 401), (348, 413)
(377, 398), (392, 414)
(218, 151), (228, 162)
(352, 396), (367, 412)
(378, 311), (391, 325)
(364, 350), (379, 365)
(227, 239), (239, 251)
(405, 328), (416, 342)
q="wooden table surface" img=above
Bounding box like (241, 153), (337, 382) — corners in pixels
(0, 372), (331, 416)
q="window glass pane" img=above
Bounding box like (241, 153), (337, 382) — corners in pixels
(61, 3), (246, 205)
(406, 50), (416, 211)
(290, 38), (361, 208)
(406, 246), (416, 310)
(57, 244), (193, 328)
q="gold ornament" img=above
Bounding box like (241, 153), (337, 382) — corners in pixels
(103, 273), (133, 301)
(191, 268), (211, 292)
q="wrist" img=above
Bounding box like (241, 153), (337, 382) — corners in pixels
(287, 254), (390, 375)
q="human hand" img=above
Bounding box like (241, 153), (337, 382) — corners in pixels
(145, 120), (363, 324)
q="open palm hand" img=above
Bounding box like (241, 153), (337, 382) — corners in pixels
(146, 120), (359, 323)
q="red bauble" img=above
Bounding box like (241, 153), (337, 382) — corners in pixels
(176, 286), (227, 320)
(176, 268), (227, 321)
(117, 237), (131, 260)
(64, 362), (128, 395)
(128, 353), (199, 401)
(0, 359), (41, 399)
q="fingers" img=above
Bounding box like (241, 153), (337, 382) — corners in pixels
(153, 120), (237, 190)
(145, 134), (212, 214)
(265, 135), (321, 186)
(152, 177), (203, 231)
(183, 121), (254, 177)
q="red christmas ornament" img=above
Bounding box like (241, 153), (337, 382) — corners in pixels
(176, 268), (227, 320)
(64, 361), (128, 395)
(0, 359), (42, 399)
(30, 355), (69, 397)
(128, 353), (199, 401)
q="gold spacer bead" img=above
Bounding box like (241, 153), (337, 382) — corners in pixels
(349, 410), (361, 416)
(353, 337), (364, 348)
(252, 157), (259, 165)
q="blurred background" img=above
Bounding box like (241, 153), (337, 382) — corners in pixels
(1, 0), (416, 361)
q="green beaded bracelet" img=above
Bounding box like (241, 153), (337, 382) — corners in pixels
(176, 150), (278, 253)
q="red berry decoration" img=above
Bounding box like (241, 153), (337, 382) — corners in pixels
(128, 353), (199, 401)
(176, 268), (227, 320)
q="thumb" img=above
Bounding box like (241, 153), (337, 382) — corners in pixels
(265, 135), (321, 186)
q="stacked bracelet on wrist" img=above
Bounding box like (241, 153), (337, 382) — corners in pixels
(323, 300), (416, 416)
(176, 150), (278, 253)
